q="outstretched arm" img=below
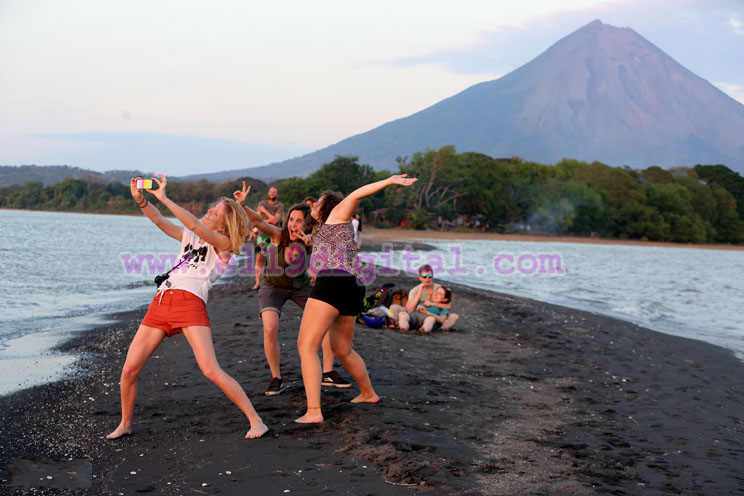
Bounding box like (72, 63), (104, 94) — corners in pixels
(326, 174), (417, 224)
(130, 177), (183, 241)
(233, 181), (282, 244)
(148, 174), (232, 252)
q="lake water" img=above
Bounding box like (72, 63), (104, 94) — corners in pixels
(0, 210), (215, 395)
(0, 209), (742, 396)
(376, 239), (744, 359)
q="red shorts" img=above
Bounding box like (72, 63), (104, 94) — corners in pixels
(141, 289), (210, 337)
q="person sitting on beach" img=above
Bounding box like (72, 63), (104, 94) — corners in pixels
(107, 175), (268, 440)
(385, 289), (408, 327)
(295, 174), (418, 424)
(396, 264), (452, 331)
(414, 286), (459, 333)
(232, 182), (351, 396)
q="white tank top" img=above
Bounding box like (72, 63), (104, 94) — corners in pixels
(160, 228), (227, 304)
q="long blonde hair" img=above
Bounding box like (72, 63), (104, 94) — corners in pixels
(220, 197), (250, 255)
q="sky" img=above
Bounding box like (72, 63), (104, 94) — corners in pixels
(1, 0), (743, 176)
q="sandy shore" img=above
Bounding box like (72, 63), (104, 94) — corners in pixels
(6, 209), (744, 251)
(364, 227), (744, 251)
(1, 241), (743, 495)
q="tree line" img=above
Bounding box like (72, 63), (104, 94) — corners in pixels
(2, 147), (743, 244)
(0, 176), (269, 216)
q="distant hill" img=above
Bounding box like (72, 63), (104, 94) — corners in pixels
(185, 19), (744, 181)
(0, 165), (153, 187)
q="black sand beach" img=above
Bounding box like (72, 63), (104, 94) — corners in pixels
(1, 241), (743, 495)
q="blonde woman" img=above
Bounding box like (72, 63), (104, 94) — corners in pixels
(107, 174), (269, 440)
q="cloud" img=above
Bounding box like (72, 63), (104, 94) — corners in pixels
(730, 17), (744, 34)
(389, 26), (538, 75)
(387, 0), (744, 79)
(714, 82), (744, 105)
(386, 1), (659, 75)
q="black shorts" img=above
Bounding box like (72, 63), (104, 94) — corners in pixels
(310, 270), (365, 316)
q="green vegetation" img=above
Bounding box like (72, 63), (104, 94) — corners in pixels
(0, 176), (269, 216)
(3, 149), (744, 244)
(276, 150), (744, 243)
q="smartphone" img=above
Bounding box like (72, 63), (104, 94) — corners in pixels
(136, 179), (153, 189)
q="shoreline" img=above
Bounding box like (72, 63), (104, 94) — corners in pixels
(1, 245), (743, 493)
(364, 227), (744, 251)
(4, 209), (743, 251)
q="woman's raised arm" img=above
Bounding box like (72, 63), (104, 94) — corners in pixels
(130, 177), (183, 241)
(147, 174), (232, 252)
(233, 181), (281, 244)
(326, 174), (417, 225)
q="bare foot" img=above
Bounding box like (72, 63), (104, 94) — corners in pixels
(351, 392), (380, 404)
(245, 422), (270, 439)
(106, 424), (132, 440)
(295, 408), (324, 423)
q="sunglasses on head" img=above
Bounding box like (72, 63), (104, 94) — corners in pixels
(420, 273), (433, 278)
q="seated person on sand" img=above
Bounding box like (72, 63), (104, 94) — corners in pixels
(394, 264), (454, 331)
(413, 286), (459, 333)
(380, 289), (407, 328)
(390, 264), (450, 331)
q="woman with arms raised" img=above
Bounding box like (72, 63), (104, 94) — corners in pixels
(232, 182), (350, 396)
(296, 174), (417, 423)
(107, 174), (269, 440)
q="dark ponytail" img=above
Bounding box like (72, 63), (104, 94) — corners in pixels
(317, 190), (343, 224)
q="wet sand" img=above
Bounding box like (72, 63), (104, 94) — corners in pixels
(1, 242), (743, 495)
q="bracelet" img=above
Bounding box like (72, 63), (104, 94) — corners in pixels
(137, 199), (148, 209)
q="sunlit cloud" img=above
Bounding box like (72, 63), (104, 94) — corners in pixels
(730, 17), (744, 34)
(714, 82), (744, 105)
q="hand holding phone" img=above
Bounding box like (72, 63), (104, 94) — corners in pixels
(136, 179), (153, 190)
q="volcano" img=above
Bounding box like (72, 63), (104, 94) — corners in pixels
(192, 20), (744, 181)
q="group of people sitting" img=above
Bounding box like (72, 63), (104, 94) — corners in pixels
(363, 264), (459, 333)
(107, 173), (417, 441)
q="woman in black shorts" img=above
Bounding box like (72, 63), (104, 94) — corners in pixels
(232, 182), (349, 396)
(295, 174), (417, 423)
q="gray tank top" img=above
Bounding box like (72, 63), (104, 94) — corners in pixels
(309, 222), (358, 277)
